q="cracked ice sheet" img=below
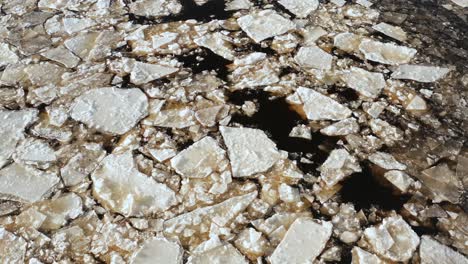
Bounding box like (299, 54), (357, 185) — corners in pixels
(296, 87), (352, 121)
(220, 126), (282, 177)
(237, 10), (295, 43)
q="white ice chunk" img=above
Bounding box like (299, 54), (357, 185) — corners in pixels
(391, 65), (450, 83)
(70, 87), (148, 135)
(297, 87), (352, 121)
(237, 10), (295, 43)
(270, 218), (332, 264)
(220, 126), (281, 177)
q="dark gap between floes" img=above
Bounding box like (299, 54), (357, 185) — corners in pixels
(127, 0), (233, 24)
(412, 222), (439, 237)
(163, 0), (234, 23)
(234, 43), (277, 56)
(227, 89), (338, 174)
(122, 0), (233, 25)
(340, 162), (411, 211)
(175, 47), (231, 80)
(227, 89), (412, 211)
(327, 86), (360, 102)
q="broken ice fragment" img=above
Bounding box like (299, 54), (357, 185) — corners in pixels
(320, 118), (359, 136)
(320, 149), (361, 187)
(358, 39), (417, 65)
(364, 102), (387, 118)
(0, 228), (27, 263)
(220, 126), (281, 177)
(272, 33), (299, 54)
(341, 67), (386, 99)
(294, 45), (333, 70)
(457, 154), (468, 187)
(37, 0), (69, 10)
(362, 215), (419, 262)
(351, 247), (386, 264)
(146, 106), (196, 129)
(235, 228), (269, 258)
(15, 138), (56, 163)
(164, 192), (257, 237)
(195, 105), (224, 127)
(278, 183), (301, 203)
(34, 193), (83, 230)
(330, 0), (346, 6)
(15, 207), (46, 229)
(41, 45), (80, 68)
(297, 87), (352, 121)
(132, 238), (183, 264)
(64, 32), (99, 59)
(278, 0), (319, 18)
(334, 32), (363, 53)
(369, 118), (404, 146)
(149, 148), (177, 162)
(289, 124), (312, 139)
(372, 23), (407, 42)
(152, 32), (179, 49)
(270, 218), (332, 264)
(356, 0), (373, 7)
(391, 65), (450, 83)
(0, 163), (59, 203)
(419, 236), (468, 264)
(451, 0), (468, 7)
(237, 10), (295, 43)
(300, 26), (327, 45)
(253, 212), (312, 244)
(225, 0), (253, 10)
(91, 152), (177, 217)
(0, 109), (38, 167)
(61, 143), (106, 187)
(420, 163), (463, 204)
(170, 137), (227, 178)
(383, 170), (414, 192)
(234, 51), (266, 64)
(321, 246), (342, 262)
(129, 0), (182, 17)
(368, 152), (407, 170)
(194, 32), (235, 61)
(25, 62), (66, 87)
(0, 43), (19, 67)
(125, 60), (179, 85)
(405, 95), (427, 112)
(63, 17), (97, 34)
(70, 87), (148, 135)
(230, 58), (280, 89)
(188, 242), (248, 264)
